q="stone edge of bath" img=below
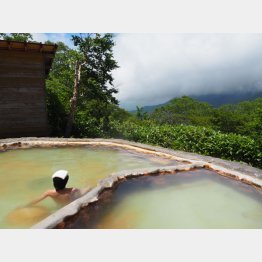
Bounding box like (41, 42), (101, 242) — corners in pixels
(30, 161), (262, 229)
(0, 137), (261, 229)
(31, 163), (203, 229)
(0, 137), (261, 178)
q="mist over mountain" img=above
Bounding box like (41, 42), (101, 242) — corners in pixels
(129, 90), (262, 113)
(191, 91), (262, 107)
(113, 34), (262, 111)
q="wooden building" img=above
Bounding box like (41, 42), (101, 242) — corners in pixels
(0, 40), (57, 138)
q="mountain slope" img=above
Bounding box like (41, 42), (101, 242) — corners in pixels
(130, 91), (262, 113)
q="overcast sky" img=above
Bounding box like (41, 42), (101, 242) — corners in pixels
(33, 33), (262, 110)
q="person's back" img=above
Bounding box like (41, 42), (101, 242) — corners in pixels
(42, 187), (81, 205)
(26, 170), (89, 207)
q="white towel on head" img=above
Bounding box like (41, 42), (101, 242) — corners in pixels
(52, 170), (68, 179)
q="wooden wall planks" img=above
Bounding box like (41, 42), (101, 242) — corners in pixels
(0, 50), (51, 138)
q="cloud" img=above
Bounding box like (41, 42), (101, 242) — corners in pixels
(112, 34), (262, 110)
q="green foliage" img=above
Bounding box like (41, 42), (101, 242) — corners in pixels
(211, 98), (262, 140)
(74, 111), (105, 138)
(69, 33), (119, 137)
(72, 101), (132, 138)
(45, 72), (71, 136)
(45, 42), (75, 135)
(136, 106), (148, 120)
(109, 105), (133, 122)
(110, 120), (262, 169)
(150, 96), (214, 127)
(72, 33), (119, 104)
(0, 33), (33, 41)
(45, 35), (124, 137)
(147, 96), (262, 144)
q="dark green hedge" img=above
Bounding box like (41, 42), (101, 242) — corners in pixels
(109, 120), (262, 169)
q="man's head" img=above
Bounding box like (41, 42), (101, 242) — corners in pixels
(52, 170), (69, 191)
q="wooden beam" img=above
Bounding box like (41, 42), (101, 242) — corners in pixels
(39, 43), (44, 52)
(24, 41), (28, 51)
(7, 41), (11, 50)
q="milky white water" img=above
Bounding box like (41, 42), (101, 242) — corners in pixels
(80, 169), (262, 229)
(0, 146), (178, 228)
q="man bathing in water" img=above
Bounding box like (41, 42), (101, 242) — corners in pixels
(26, 170), (91, 207)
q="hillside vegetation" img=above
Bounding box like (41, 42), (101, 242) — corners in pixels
(149, 96), (262, 141)
(109, 120), (261, 169)
(26, 34), (260, 169)
(107, 96), (262, 168)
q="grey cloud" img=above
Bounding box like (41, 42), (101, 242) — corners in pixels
(112, 34), (262, 110)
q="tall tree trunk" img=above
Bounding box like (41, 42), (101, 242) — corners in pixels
(65, 61), (82, 137)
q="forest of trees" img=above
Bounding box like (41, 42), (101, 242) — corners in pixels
(149, 96), (262, 141)
(45, 34), (120, 138)
(111, 97), (262, 168)
(1, 33), (261, 168)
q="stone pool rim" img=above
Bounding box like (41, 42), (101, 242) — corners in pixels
(0, 137), (261, 229)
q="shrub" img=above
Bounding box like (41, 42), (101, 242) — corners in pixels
(109, 120), (262, 169)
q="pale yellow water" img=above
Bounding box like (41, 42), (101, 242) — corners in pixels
(0, 146), (178, 228)
(81, 170), (262, 229)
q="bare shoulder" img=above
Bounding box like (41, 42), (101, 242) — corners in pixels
(44, 189), (57, 197)
(70, 187), (81, 199)
(70, 187), (79, 193)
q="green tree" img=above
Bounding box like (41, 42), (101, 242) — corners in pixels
(0, 33), (33, 41)
(64, 33), (119, 137)
(136, 106), (148, 120)
(212, 106), (244, 134)
(150, 96), (214, 126)
(45, 35), (119, 137)
(109, 105), (132, 122)
(46, 42), (76, 136)
(211, 98), (262, 139)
